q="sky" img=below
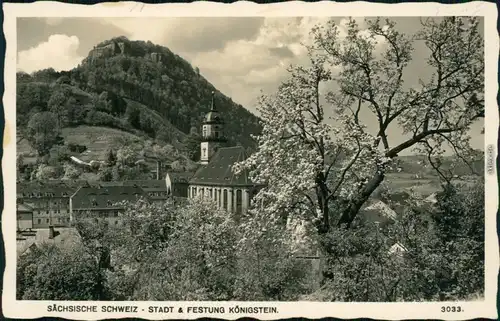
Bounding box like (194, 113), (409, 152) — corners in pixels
(16, 17), (485, 153)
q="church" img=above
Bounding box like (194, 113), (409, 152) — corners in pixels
(187, 92), (262, 216)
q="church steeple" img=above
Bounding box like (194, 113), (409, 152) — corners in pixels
(210, 91), (216, 111)
(200, 91), (226, 165)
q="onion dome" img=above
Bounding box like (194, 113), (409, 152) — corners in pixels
(204, 91), (223, 124)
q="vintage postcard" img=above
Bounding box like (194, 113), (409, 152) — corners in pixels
(2, 0), (498, 320)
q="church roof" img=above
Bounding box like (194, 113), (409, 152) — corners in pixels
(100, 180), (165, 189)
(203, 91), (223, 124)
(204, 111), (223, 124)
(189, 146), (256, 187)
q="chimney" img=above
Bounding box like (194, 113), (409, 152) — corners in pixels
(48, 225), (55, 239)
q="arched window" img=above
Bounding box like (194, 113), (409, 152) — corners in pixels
(236, 190), (242, 215)
(223, 189), (228, 209)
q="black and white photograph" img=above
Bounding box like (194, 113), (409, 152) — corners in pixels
(2, 1), (498, 320)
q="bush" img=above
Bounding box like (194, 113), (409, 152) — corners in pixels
(316, 181), (484, 302)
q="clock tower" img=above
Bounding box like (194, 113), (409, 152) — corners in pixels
(200, 91), (227, 165)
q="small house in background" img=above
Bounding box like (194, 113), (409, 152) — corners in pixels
(166, 172), (194, 198)
(361, 200), (398, 226)
(388, 242), (408, 257)
(425, 192), (438, 204)
(17, 228), (80, 258)
(17, 203), (33, 231)
(70, 185), (147, 225)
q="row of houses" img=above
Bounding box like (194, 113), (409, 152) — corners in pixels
(16, 174), (192, 230)
(17, 92), (263, 231)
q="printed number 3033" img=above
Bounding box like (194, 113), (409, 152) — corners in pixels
(441, 306), (463, 312)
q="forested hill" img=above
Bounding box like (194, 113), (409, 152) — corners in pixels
(16, 36), (262, 153)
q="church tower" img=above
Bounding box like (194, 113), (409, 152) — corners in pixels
(200, 91), (226, 165)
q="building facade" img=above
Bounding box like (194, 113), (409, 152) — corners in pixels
(17, 181), (78, 228)
(69, 185), (147, 225)
(189, 146), (261, 216)
(188, 97), (262, 216)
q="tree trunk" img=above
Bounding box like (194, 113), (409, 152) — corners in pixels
(337, 170), (385, 228)
(316, 173), (330, 233)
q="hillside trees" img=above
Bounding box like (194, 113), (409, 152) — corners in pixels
(184, 130), (202, 161)
(26, 111), (63, 156)
(235, 17), (484, 233)
(73, 40), (261, 148)
(16, 82), (51, 127)
(48, 86), (70, 127)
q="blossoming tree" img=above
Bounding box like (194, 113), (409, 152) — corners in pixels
(234, 17), (484, 232)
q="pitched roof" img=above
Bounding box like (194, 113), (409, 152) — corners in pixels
(143, 187), (169, 192)
(17, 203), (33, 212)
(71, 185), (147, 209)
(17, 181), (80, 198)
(363, 200), (398, 221)
(167, 172), (194, 183)
(17, 227), (81, 258)
(189, 146), (256, 186)
(388, 242), (408, 256)
(425, 193), (438, 204)
(100, 180), (166, 189)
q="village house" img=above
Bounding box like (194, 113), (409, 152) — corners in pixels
(16, 203), (33, 231)
(69, 185), (148, 225)
(187, 92), (263, 216)
(100, 180), (170, 203)
(17, 180), (79, 228)
(16, 178), (175, 231)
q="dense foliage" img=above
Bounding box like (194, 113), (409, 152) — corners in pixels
(17, 181), (484, 301)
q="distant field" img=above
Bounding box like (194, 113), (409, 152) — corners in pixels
(61, 126), (144, 162)
(384, 173), (441, 196)
(384, 173), (480, 196)
(17, 126), (145, 163)
(17, 125), (194, 170)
